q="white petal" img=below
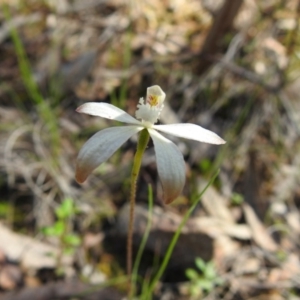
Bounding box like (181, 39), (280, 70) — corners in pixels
(153, 123), (226, 144)
(77, 102), (141, 125)
(76, 126), (142, 183)
(148, 128), (186, 204)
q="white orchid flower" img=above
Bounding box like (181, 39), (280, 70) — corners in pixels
(76, 85), (225, 204)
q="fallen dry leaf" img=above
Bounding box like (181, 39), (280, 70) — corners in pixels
(0, 223), (73, 272)
(243, 204), (278, 252)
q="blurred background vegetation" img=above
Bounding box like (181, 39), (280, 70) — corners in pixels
(0, 0), (300, 299)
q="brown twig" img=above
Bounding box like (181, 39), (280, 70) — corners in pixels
(193, 0), (244, 76)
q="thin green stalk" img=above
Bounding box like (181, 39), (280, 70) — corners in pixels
(127, 129), (150, 297)
(131, 185), (154, 298)
(145, 170), (220, 297)
(285, 0), (300, 57)
(3, 5), (43, 106)
(3, 5), (60, 157)
(110, 29), (132, 109)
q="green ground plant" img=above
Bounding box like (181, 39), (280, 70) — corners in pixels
(42, 198), (81, 273)
(185, 257), (223, 298)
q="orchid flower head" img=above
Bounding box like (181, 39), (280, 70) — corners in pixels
(135, 85), (165, 125)
(75, 85), (225, 204)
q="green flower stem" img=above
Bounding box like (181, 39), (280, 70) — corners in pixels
(131, 185), (153, 298)
(127, 128), (150, 297)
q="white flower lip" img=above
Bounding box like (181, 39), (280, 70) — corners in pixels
(76, 85), (226, 203)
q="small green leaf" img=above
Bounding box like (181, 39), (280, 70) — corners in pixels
(42, 226), (57, 236)
(42, 221), (64, 236)
(197, 279), (213, 292)
(53, 221), (65, 235)
(63, 247), (76, 255)
(204, 262), (216, 279)
(185, 268), (199, 280)
(56, 198), (74, 219)
(231, 192), (244, 205)
(64, 234), (81, 246)
(0, 202), (12, 216)
(199, 159), (212, 173)
(195, 258), (206, 272)
(190, 285), (200, 296)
